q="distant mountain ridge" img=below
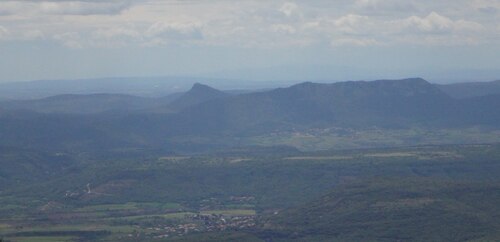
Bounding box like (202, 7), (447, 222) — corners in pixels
(0, 83), (230, 114)
(1, 93), (166, 114)
(436, 80), (500, 98)
(170, 78), (456, 134)
(0, 76), (287, 99)
(0, 78), (499, 152)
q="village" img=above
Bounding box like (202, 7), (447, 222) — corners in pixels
(122, 212), (256, 240)
(121, 196), (257, 240)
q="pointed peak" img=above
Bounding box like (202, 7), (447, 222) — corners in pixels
(191, 83), (216, 91)
(186, 83), (227, 96)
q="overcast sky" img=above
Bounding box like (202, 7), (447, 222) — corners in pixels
(0, 0), (499, 83)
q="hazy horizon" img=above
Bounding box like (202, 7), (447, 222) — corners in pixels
(1, 0), (499, 83)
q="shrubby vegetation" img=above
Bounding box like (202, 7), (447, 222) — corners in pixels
(1, 144), (499, 241)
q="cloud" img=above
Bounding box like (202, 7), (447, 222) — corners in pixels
(0, 1), (496, 48)
(333, 14), (372, 34)
(395, 12), (484, 35)
(145, 22), (203, 44)
(355, 0), (417, 14)
(331, 37), (379, 47)
(0, 1), (24, 16)
(270, 24), (296, 34)
(40, 1), (131, 15)
(53, 32), (83, 48)
(0, 26), (9, 39)
(90, 27), (141, 47)
(381, 12), (486, 45)
(279, 2), (300, 17)
(0, 0), (132, 16)
(403, 12), (455, 34)
(473, 0), (500, 14)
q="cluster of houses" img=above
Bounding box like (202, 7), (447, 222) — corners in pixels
(121, 196), (257, 240)
(186, 213), (255, 232)
(150, 223), (199, 239)
(122, 213), (255, 239)
(125, 212), (256, 240)
(229, 196), (255, 202)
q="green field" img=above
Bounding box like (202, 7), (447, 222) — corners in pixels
(5, 236), (76, 242)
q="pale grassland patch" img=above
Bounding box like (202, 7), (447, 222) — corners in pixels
(201, 209), (256, 216)
(364, 152), (416, 158)
(284, 156), (354, 160)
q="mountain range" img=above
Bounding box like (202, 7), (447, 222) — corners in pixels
(0, 78), (499, 153)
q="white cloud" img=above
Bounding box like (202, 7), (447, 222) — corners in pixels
(39, 1), (131, 15)
(53, 32), (83, 48)
(0, 26), (9, 39)
(454, 20), (485, 32)
(403, 12), (454, 34)
(270, 24), (296, 34)
(355, 0), (417, 13)
(383, 12), (486, 45)
(93, 27), (140, 40)
(333, 14), (372, 34)
(279, 2), (300, 17)
(0, 1), (496, 48)
(90, 27), (141, 47)
(331, 37), (379, 47)
(145, 22), (203, 45)
(393, 12), (484, 35)
(0, 1), (132, 16)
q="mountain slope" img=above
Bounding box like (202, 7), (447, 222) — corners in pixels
(167, 83), (229, 111)
(455, 94), (500, 126)
(1, 93), (166, 114)
(170, 78), (456, 135)
(0, 146), (73, 189)
(437, 80), (500, 98)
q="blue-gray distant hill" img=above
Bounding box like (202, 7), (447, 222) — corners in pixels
(436, 80), (500, 98)
(166, 83), (229, 111)
(0, 78), (499, 152)
(0, 83), (230, 114)
(1, 93), (172, 114)
(0, 76), (285, 99)
(169, 78), (496, 135)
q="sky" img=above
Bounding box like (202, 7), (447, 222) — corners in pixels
(0, 0), (499, 83)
